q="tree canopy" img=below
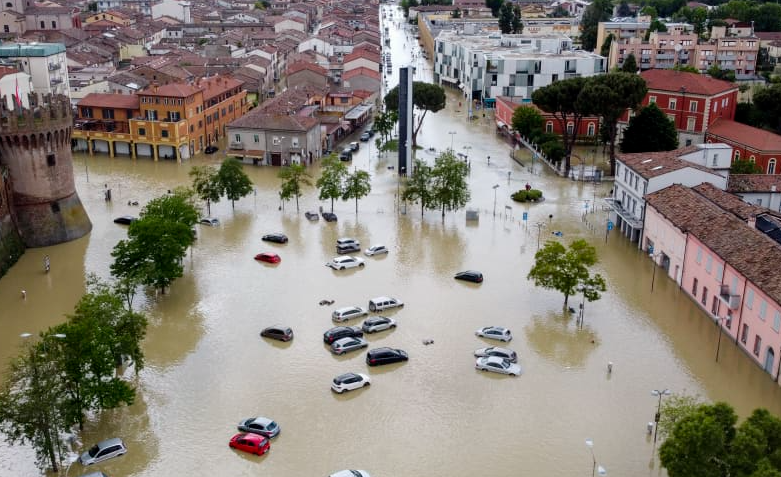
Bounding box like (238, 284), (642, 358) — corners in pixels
(218, 158), (254, 208)
(278, 163), (312, 212)
(621, 53), (638, 73)
(485, 0), (503, 17)
(527, 239), (607, 307)
(342, 169), (372, 213)
(580, 0), (612, 51)
(752, 84), (781, 134)
(384, 82), (446, 148)
(731, 159), (763, 174)
(620, 103), (679, 153)
(189, 165), (221, 216)
(511, 105), (544, 139)
(402, 159), (434, 217)
(316, 154), (348, 212)
(431, 151), (471, 218)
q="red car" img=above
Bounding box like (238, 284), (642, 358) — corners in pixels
(254, 252), (281, 264)
(229, 433), (270, 456)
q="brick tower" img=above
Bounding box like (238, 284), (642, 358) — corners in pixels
(0, 93), (91, 247)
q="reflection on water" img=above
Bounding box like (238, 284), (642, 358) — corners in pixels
(525, 311), (600, 370)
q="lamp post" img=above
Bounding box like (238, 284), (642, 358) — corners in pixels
(715, 316), (728, 362)
(534, 221), (545, 250)
(585, 439), (607, 477)
(649, 251), (662, 292)
(651, 388), (671, 444)
(492, 184), (499, 217)
(448, 131), (456, 151)
(578, 284), (594, 330)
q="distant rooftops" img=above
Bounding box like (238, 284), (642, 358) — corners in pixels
(0, 43), (66, 57)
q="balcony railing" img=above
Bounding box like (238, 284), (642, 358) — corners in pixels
(48, 63), (60, 71)
(719, 284), (741, 310)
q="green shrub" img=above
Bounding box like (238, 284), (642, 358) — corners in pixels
(527, 189), (543, 200)
(511, 189), (543, 203)
(512, 190), (528, 202)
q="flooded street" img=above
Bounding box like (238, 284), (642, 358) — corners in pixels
(3, 5), (781, 477)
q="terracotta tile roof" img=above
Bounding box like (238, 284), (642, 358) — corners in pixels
(77, 93), (140, 109)
(198, 75), (244, 101)
(343, 49), (381, 65)
(641, 69), (738, 96)
(342, 66), (380, 80)
(757, 32), (781, 41)
(728, 174), (781, 193)
(617, 145), (716, 179)
(692, 182), (765, 221)
(141, 83), (201, 98)
(646, 184), (781, 306)
(707, 118), (781, 152)
(229, 111), (319, 131)
(287, 61), (328, 76)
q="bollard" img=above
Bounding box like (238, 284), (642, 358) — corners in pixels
(607, 361), (613, 374)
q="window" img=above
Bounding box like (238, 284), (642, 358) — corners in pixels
(649, 96), (656, 104)
(4, 2), (11, 6)
(734, 150), (741, 161)
(716, 264), (723, 281)
(774, 311), (781, 333)
(138, 127), (146, 136)
(669, 98), (677, 109)
(732, 276), (738, 294)
(161, 130), (168, 138)
(566, 122), (574, 134)
(189, 125), (194, 133)
(696, 247), (702, 264)
(689, 101), (698, 112)
(234, 134), (241, 142)
(692, 277), (698, 296)
(686, 117), (695, 131)
(545, 121), (553, 133)
(340, 97), (348, 104)
(46, 153), (55, 167)
(146, 110), (157, 120)
(587, 123), (595, 136)
(747, 288), (754, 309)
(769, 158), (777, 174)
(3, 26), (8, 33)
(727, 311), (733, 329)
(51, 21), (56, 29)
(750, 155), (756, 162)
(273, 136), (281, 146)
(198, 120), (202, 129)
(701, 287), (708, 306)
(754, 335), (762, 356)
(81, 107), (93, 118)
(292, 137), (299, 147)
(711, 296), (719, 315)
(253, 135), (259, 143)
(760, 300), (767, 320)
(102, 109), (114, 119)
(40, 21), (44, 29)
(705, 255), (712, 273)
(741, 323), (748, 344)
(229, 104), (233, 112)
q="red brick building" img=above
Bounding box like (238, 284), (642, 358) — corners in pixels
(706, 119), (781, 174)
(619, 70), (739, 146)
(496, 96), (600, 140)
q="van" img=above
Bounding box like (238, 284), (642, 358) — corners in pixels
(368, 296), (404, 312)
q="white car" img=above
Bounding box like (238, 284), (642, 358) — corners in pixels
(79, 438), (127, 465)
(362, 316), (396, 333)
(331, 337), (369, 355)
(475, 356), (522, 376)
(337, 237), (360, 247)
(200, 217), (219, 226)
(331, 372), (371, 393)
(330, 471), (371, 477)
(368, 296), (403, 312)
(475, 326), (512, 342)
(474, 347), (518, 363)
(326, 256), (365, 270)
(364, 244), (389, 256)
(332, 306), (369, 322)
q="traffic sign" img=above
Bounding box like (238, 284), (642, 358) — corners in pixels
(522, 212), (528, 221)
(607, 220), (614, 231)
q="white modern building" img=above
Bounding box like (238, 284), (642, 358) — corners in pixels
(433, 32), (605, 103)
(0, 43), (69, 98)
(151, 0), (191, 23)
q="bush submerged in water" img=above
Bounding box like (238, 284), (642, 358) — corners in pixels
(512, 189), (543, 202)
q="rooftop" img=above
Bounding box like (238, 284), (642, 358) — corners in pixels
(229, 111), (319, 131)
(77, 93), (140, 110)
(645, 184), (781, 306)
(707, 118), (781, 152)
(692, 182), (765, 221)
(641, 69), (739, 96)
(728, 174), (781, 194)
(0, 43), (66, 57)
(617, 145), (719, 179)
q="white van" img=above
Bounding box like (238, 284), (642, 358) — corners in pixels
(368, 296), (404, 312)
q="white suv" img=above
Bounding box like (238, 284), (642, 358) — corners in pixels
(332, 306), (369, 322)
(368, 296), (404, 312)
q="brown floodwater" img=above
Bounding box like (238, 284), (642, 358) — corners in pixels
(3, 6), (781, 477)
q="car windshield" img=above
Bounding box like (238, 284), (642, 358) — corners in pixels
(88, 445), (100, 457)
(266, 421), (277, 430)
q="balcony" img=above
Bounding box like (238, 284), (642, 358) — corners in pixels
(719, 284), (741, 310)
(48, 63), (60, 71)
(229, 142), (244, 150)
(603, 198), (643, 229)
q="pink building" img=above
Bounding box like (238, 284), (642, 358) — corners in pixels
(644, 183), (781, 379)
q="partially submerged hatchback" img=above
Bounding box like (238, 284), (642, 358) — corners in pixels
(79, 438), (127, 466)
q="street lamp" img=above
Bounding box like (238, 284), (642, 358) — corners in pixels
(649, 251), (663, 292)
(448, 131), (456, 151)
(534, 221), (546, 250)
(492, 184), (499, 217)
(577, 284), (594, 330)
(585, 439), (607, 477)
(715, 315), (728, 362)
(651, 388), (672, 443)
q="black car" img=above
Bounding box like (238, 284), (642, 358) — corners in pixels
(455, 270), (484, 283)
(366, 347), (408, 366)
(204, 145), (218, 154)
(113, 215), (137, 225)
(336, 243), (361, 254)
(323, 326), (364, 344)
(262, 233), (288, 244)
(322, 212), (338, 222)
(260, 325), (294, 342)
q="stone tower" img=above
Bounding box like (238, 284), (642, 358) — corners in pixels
(0, 93), (91, 247)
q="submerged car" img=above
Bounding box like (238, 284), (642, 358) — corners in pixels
(204, 145), (219, 154)
(228, 433), (270, 456)
(200, 217), (220, 226)
(360, 132), (371, 142)
(475, 356), (521, 376)
(322, 212), (338, 222)
(259, 325), (293, 342)
(475, 326), (513, 342)
(262, 233), (288, 244)
(332, 306), (369, 323)
(336, 243), (361, 254)
(79, 438), (127, 465)
(474, 346), (517, 363)
(305, 211), (319, 221)
(113, 215), (137, 225)
(455, 270), (483, 283)
(368, 296), (403, 312)
(365, 347), (408, 366)
(237, 416), (281, 438)
(254, 252), (281, 264)
(364, 244), (388, 256)
(349, 141), (360, 151)
(327, 256), (365, 270)
(331, 336), (369, 355)
(329, 471), (371, 477)
(323, 326), (364, 344)
(331, 373), (371, 393)
(361, 316), (396, 333)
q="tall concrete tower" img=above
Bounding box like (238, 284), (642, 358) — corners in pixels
(397, 66), (413, 176)
(0, 93), (91, 247)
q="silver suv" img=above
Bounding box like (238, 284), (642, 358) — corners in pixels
(332, 306), (368, 322)
(79, 437), (127, 465)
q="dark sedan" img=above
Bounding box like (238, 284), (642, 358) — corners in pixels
(323, 326), (364, 344)
(366, 347), (408, 366)
(262, 233), (288, 244)
(322, 212), (338, 222)
(455, 270), (483, 283)
(113, 215), (137, 225)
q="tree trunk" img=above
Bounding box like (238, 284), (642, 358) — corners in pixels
(441, 203), (445, 218)
(330, 198), (334, 213)
(421, 201), (424, 218)
(563, 293), (569, 307)
(231, 199), (235, 209)
(206, 199), (211, 216)
(295, 194), (300, 212)
(355, 197), (358, 213)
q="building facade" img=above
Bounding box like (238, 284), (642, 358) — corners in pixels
(495, 96), (600, 139)
(227, 112), (321, 166)
(706, 118), (781, 175)
(0, 43), (69, 97)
